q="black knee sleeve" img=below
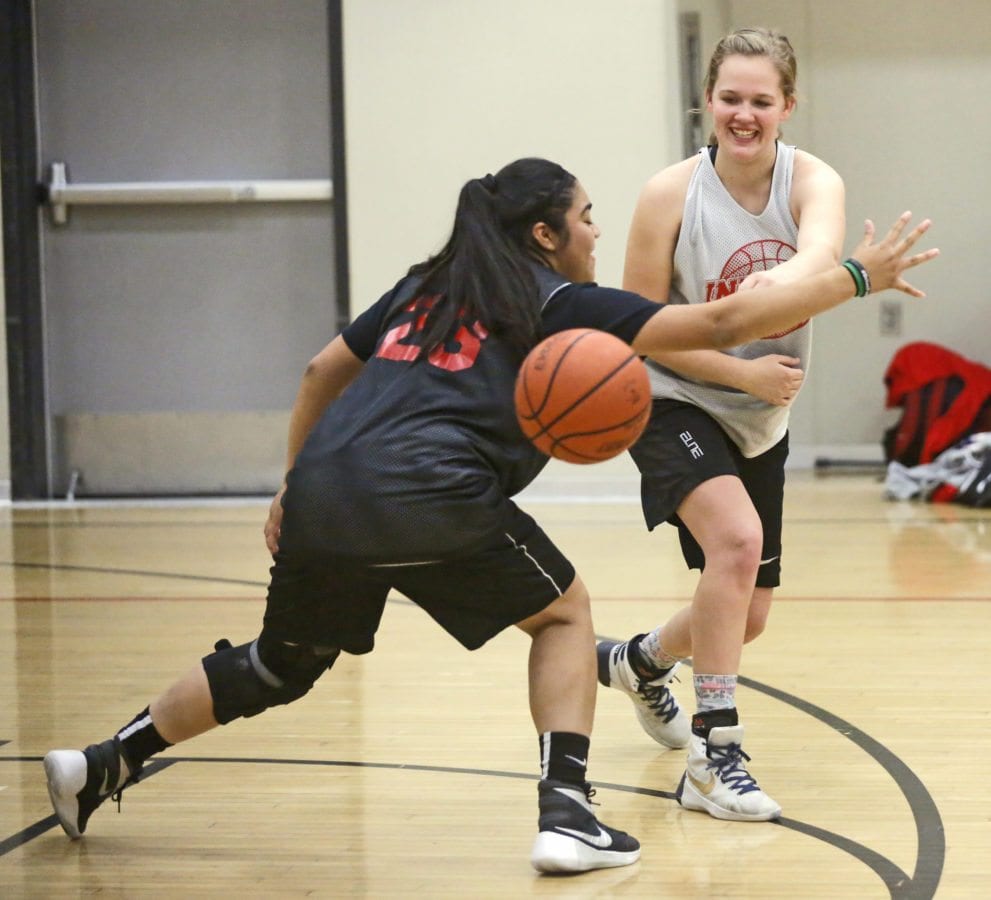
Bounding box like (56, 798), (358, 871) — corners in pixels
(202, 635), (339, 725)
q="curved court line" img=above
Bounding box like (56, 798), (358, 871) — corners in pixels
(600, 782), (915, 893)
(1, 754), (914, 895)
(736, 675), (944, 900)
(0, 558), (944, 896)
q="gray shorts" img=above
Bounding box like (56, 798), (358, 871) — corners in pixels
(263, 504), (576, 653)
(629, 400), (788, 587)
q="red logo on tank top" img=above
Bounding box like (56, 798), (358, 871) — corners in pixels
(703, 239), (806, 339)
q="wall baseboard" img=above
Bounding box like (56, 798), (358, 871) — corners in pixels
(30, 414), (887, 501)
(54, 411), (290, 496)
(518, 443), (885, 503)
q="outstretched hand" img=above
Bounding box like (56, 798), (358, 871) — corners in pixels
(850, 212), (939, 298)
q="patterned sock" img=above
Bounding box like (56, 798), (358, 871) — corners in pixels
(539, 732), (590, 786)
(692, 674), (739, 736)
(116, 706), (172, 772)
(637, 629), (682, 671)
(626, 634), (667, 680)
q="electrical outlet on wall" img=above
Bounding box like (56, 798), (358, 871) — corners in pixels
(880, 299), (903, 337)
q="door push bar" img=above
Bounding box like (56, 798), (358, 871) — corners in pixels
(41, 161), (333, 225)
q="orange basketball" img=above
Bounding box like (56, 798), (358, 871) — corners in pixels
(514, 328), (651, 464)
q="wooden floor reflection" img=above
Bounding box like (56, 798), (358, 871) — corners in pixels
(1, 472), (988, 898)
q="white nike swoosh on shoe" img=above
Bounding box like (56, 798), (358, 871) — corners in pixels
(556, 824), (613, 849)
(552, 785), (590, 807)
(563, 755), (587, 767)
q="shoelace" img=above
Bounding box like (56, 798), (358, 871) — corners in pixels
(706, 743), (761, 795)
(637, 673), (680, 723)
(581, 783), (599, 807)
(110, 765), (143, 813)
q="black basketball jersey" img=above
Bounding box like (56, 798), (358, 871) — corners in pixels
(280, 265), (660, 563)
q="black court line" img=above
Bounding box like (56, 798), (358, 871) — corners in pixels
(599, 783), (915, 893)
(0, 746), (940, 899)
(0, 520), (267, 529)
(0, 559), (944, 897)
(0, 758), (177, 856)
(0, 560), (265, 589)
(1, 755), (917, 895)
(737, 674), (944, 899)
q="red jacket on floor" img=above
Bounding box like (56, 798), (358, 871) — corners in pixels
(884, 341), (991, 465)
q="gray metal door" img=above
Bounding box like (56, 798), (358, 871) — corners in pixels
(34, 0), (336, 495)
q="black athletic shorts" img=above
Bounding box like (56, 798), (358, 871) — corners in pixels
(628, 399), (788, 587)
(262, 504), (575, 654)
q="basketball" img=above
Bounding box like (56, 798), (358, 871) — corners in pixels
(514, 329), (651, 464)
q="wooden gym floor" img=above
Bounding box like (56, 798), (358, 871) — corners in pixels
(0, 471), (988, 898)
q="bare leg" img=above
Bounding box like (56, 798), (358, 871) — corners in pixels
(516, 575), (596, 735)
(149, 664), (219, 744)
(520, 576), (642, 872)
(659, 476), (762, 674)
(744, 586), (774, 644)
(659, 479), (781, 820)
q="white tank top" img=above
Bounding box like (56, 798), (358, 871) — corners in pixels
(646, 142), (809, 457)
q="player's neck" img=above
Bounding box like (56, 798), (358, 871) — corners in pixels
(714, 144), (776, 214)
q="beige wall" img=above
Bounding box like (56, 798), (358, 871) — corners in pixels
(342, 0), (681, 313)
(342, 0), (681, 494)
(0, 131), (9, 501)
(4, 2), (986, 500)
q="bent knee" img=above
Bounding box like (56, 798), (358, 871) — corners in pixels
(707, 524), (763, 575)
(743, 615), (768, 643)
(202, 635), (339, 724)
(516, 576), (592, 635)
(743, 593), (773, 643)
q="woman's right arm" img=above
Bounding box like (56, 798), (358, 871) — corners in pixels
(264, 335), (365, 554)
(630, 213), (938, 357)
(624, 158), (775, 390)
(622, 160), (691, 303)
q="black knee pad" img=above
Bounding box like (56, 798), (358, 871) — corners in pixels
(202, 636), (339, 725)
(254, 632), (342, 686)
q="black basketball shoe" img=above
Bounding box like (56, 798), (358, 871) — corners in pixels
(44, 737), (137, 838)
(530, 778), (640, 873)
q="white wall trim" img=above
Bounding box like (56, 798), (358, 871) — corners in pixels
(518, 443), (885, 503)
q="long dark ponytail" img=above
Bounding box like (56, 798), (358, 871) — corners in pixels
(406, 157), (576, 359)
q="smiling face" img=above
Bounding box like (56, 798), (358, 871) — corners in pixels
(707, 54), (795, 163)
(534, 181), (600, 283)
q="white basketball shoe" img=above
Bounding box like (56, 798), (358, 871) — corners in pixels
(676, 724), (781, 821)
(596, 639), (690, 749)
